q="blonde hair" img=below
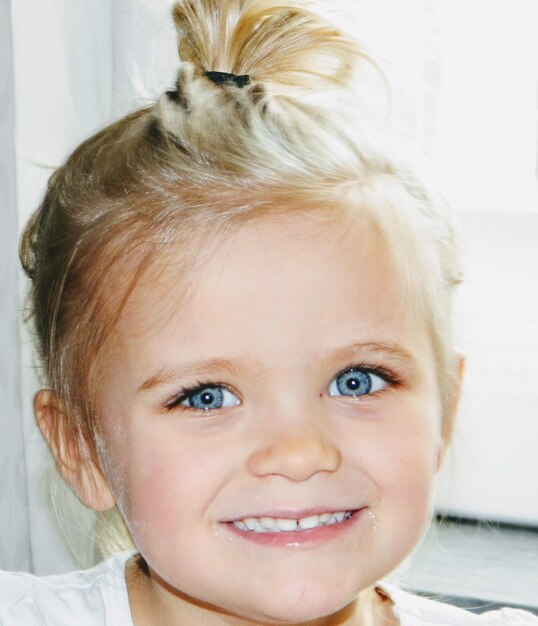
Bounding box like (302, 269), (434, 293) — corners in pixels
(20, 0), (462, 561)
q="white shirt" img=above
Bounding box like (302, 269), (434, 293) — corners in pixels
(379, 583), (538, 626)
(1, 551), (536, 625)
(0, 552), (133, 625)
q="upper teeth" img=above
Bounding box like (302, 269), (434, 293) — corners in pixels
(233, 511), (352, 533)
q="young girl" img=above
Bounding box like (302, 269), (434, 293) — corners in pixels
(4, 0), (536, 624)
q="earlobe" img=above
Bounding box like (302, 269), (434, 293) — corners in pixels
(34, 390), (116, 512)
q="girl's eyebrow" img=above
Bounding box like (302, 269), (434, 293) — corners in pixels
(137, 357), (254, 392)
(325, 342), (416, 366)
(137, 342), (415, 393)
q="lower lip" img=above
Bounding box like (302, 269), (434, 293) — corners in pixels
(223, 509), (365, 548)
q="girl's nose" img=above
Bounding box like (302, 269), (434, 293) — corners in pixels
(246, 421), (342, 482)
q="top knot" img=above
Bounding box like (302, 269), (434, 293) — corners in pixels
(171, 0), (366, 93)
(157, 0), (380, 178)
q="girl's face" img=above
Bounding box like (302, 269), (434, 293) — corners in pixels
(95, 212), (446, 625)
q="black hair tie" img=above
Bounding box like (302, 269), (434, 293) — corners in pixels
(205, 71), (251, 88)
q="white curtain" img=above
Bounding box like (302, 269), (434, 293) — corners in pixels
(0, 0), (31, 573)
(2, 0), (537, 575)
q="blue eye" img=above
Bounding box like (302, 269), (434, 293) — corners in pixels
(177, 385), (240, 411)
(328, 368), (387, 398)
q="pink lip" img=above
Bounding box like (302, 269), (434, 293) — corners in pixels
(223, 508), (365, 549)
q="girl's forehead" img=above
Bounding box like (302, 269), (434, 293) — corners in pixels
(123, 212), (385, 317)
(111, 212), (428, 359)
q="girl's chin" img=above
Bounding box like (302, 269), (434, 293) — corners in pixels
(142, 572), (363, 625)
(218, 584), (360, 625)
(242, 584), (388, 626)
(220, 605), (355, 626)
(137, 553), (368, 625)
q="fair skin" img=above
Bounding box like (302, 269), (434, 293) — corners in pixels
(36, 211), (461, 626)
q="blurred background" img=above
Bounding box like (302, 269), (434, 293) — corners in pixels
(1, 0), (537, 612)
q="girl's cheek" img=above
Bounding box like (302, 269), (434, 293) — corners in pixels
(120, 433), (213, 511)
(366, 412), (440, 499)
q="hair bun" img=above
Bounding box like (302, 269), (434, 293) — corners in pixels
(171, 0), (365, 93)
(158, 0), (378, 178)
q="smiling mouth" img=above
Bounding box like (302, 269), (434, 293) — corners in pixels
(231, 510), (355, 533)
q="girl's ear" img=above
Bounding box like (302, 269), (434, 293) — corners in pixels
(34, 389), (116, 512)
(437, 352), (465, 470)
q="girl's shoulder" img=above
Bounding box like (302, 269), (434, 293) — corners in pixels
(0, 551), (135, 626)
(379, 582), (538, 626)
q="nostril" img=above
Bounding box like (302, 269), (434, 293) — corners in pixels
(246, 429), (341, 481)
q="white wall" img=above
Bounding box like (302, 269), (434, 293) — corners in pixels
(436, 210), (538, 525)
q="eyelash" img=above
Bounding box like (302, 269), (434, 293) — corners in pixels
(165, 380), (235, 411)
(342, 363), (401, 387)
(164, 364), (402, 412)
